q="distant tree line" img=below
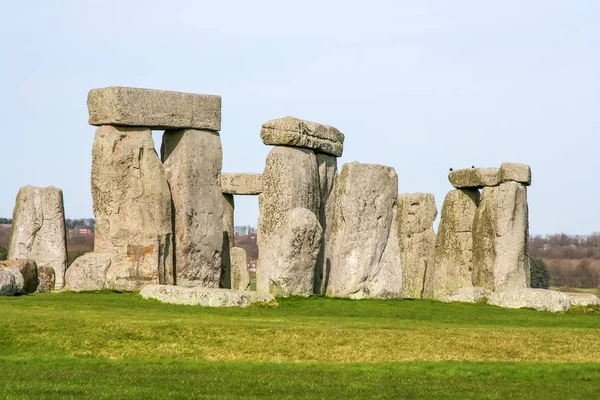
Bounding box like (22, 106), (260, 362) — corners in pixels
(0, 218), (12, 224)
(234, 225), (256, 236)
(65, 218), (95, 230)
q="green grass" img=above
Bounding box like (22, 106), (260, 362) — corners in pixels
(1, 292), (599, 399)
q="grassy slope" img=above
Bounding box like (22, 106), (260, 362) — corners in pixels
(1, 293), (599, 399)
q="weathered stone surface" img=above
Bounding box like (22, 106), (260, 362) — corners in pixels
(221, 173), (263, 195)
(230, 247), (250, 291)
(260, 117), (344, 156)
(498, 163), (531, 186)
(397, 193), (437, 299)
(0, 259), (38, 294)
(567, 292), (600, 307)
(257, 146), (320, 296)
(220, 194), (234, 289)
(0, 269), (18, 296)
(448, 168), (499, 189)
(314, 153), (337, 294)
(494, 182), (530, 291)
(65, 254), (111, 292)
(326, 163), (402, 299)
(140, 285), (276, 307)
(441, 287), (493, 303)
(488, 289), (571, 312)
(8, 186), (67, 289)
(429, 189), (480, 299)
(472, 186), (498, 291)
(36, 266), (55, 293)
(261, 207), (322, 297)
(162, 129), (223, 288)
(88, 86), (221, 131)
(92, 125), (173, 291)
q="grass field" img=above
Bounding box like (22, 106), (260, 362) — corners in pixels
(1, 292), (599, 399)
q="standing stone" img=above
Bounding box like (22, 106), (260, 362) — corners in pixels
(472, 186), (498, 291)
(162, 129), (223, 288)
(65, 254), (112, 292)
(8, 186), (67, 289)
(221, 173), (263, 195)
(397, 193), (437, 299)
(0, 260), (38, 294)
(230, 247), (250, 291)
(326, 163), (402, 299)
(220, 194), (235, 289)
(92, 125), (173, 291)
(430, 189), (480, 299)
(257, 146), (320, 295)
(314, 153), (337, 294)
(37, 266), (55, 293)
(494, 181), (530, 291)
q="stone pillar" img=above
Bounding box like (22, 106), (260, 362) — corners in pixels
(8, 185), (67, 289)
(397, 193), (437, 299)
(91, 125), (173, 291)
(431, 189), (480, 299)
(472, 186), (498, 291)
(257, 146), (321, 297)
(220, 194), (235, 289)
(162, 129), (223, 288)
(231, 247), (250, 291)
(326, 162), (402, 299)
(314, 153), (337, 294)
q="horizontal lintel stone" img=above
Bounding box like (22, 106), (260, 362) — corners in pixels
(221, 173), (263, 195)
(448, 168), (499, 189)
(498, 163), (531, 186)
(88, 86), (221, 131)
(260, 116), (344, 157)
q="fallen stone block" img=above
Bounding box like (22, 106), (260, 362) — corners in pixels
(139, 285), (276, 307)
(260, 116), (344, 157)
(88, 86), (221, 131)
(0, 259), (38, 294)
(0, 269), (18, 296)
(65, 254), (111, 292)
(37, 266), (55, 293)
(221, 173), (263, 195)
(566, 292), (600, 307)
(498, 163), (531, 186)
(488, 289), (571, 312)
(441, 287), (492, 303)
(448, 168), (499, 189)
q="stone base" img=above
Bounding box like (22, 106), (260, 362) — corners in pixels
(440, 287), (492, 304)
(488, 289), (571, 312)
(140, 285), (276, 307)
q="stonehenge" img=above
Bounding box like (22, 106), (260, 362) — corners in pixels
(5, 84), (587, 312)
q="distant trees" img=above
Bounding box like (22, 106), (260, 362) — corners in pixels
(0, 218), (12, 224)
(530, 258), (550, 289)
(65, 218), (95, 230)
(234, 225), (256, 236)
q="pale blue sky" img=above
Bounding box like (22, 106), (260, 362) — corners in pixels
(1, 1), (598, 234)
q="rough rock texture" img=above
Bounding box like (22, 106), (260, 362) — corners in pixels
(140, 285), (276, 307)
(430, 189), (480, 299)
(260, 116), (344, 157)
(92, 125), (173, 291)
(221, 173), (263, 195)
(488, 289), (571, 312)
(230, 247), (250, 291)
(65, 254), (112, 292)
(36, 266), (55, 293)
(397, 193), (437, 299)
(494, 182), (530, 291)
(498, 163), (531, 186)
(314, 153), (337, 295)
(162, 129), (223, 288)
(260, 207), (322, 297)
(0, 260), (38, 294)
(0, 269), (18, 296)
(8, 185), (67, 289)
(326, 163), (402, 299)
(472, 186), (498, 291)
(220, 194), (234, 289)
(257, 146), (320, 295)
(88, 86), (221, 131)
(448, 168), (499, 189)
(567, 293), (600, 307)
(441, 287), (493, 303)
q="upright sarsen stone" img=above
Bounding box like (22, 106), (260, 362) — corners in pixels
(430, 189), (480, 299)
(8, 186), (67, 289)
(314, 153), (337, 294)
(92, 125), (173, 291)
(220, 194), (235, 289)
(257, 146), (320, 296)
(162, 129), (223, 288)
(326, 163), (402, 299)
(397, 193), (437, 298)
(472, 186), (498, 291)
(230, 247), (250, 291)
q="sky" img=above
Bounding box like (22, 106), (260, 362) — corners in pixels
(0, 1), (598, 235)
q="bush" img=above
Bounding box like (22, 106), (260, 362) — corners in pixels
(530, 258), (550, 289)
(0, 245), (7, 261)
